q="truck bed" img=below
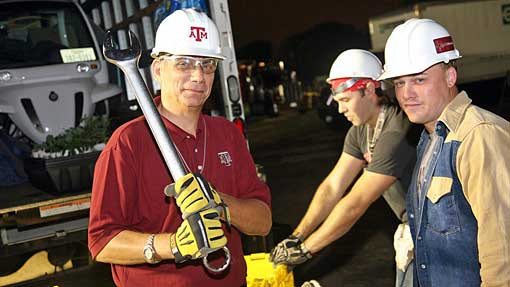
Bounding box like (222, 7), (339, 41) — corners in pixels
(0, 183), (90, 215)
(0, 183), (91, 248)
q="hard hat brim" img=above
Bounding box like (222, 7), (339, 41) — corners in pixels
(151, 49), (226, 60)
(378, 56), (461, 81)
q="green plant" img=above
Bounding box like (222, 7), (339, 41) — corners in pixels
(35, 116), (110, 155)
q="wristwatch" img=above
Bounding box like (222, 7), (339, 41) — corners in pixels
(143, 234), (162, 264)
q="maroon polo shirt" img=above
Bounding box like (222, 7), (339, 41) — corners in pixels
(88, 97), (270, 287)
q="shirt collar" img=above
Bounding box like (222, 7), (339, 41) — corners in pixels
(153, 96), (204, 142)
(435, 91), (472, 135)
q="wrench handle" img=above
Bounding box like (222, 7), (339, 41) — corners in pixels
(121, 59), (186, 180)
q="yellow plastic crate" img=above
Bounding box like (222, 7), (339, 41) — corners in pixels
(245, 253), (294, 287)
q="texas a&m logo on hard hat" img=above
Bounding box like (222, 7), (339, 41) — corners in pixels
(189, 26), (208, 42)
(433, 36), (455, 54)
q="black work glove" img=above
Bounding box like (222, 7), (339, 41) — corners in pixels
(269, 234), (312, 266)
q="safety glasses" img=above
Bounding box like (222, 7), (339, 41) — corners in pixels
(159, 55), (219, 74)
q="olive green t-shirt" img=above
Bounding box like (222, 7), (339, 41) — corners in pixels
(343, 104), (419, 222)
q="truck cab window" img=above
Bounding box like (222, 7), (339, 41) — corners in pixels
(0, 1), (96, 69)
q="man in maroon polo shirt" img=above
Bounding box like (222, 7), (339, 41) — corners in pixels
(87, 9), (271, 287)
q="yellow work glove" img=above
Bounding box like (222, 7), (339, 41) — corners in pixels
(169, 208), (227, 264)
(165, 173), (231, 226)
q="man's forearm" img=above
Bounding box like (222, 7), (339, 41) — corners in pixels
(294, 153), (364, 238)
(95, 230), (174, 265)
(220, 193), (272, 236)
(303, 171), (396, 254)
(304, 193), (371, 253)
(294, 185), (343, 239)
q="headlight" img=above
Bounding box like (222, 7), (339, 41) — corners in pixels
(0, 71), (12, 82)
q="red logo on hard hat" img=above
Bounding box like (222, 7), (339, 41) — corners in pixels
(189, 26), (208, 42)
(433, 36), (455, 54)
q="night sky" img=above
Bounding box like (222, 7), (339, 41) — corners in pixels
(229, 0), (403, 52)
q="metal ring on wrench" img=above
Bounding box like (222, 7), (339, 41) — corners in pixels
(203, 246), (231, 273)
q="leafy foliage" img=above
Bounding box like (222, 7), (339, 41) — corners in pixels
(34, 116), (110, 155)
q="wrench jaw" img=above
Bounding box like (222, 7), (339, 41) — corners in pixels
(103, 30), (142, 64)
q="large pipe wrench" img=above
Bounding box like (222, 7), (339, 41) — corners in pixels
(103, 30), (230, 273)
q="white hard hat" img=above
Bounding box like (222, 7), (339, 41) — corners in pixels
(326, 49), (382, 82)
(378, 18), (461, 80)
(151, 9), (225, 59)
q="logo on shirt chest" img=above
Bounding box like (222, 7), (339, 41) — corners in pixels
(217, 151), (232, 167)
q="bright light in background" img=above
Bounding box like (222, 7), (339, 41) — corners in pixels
(278, 61), (284, 71)
(0, 71), (12, 82)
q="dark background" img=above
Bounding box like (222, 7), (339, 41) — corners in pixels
(229, 0), (411, 84)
